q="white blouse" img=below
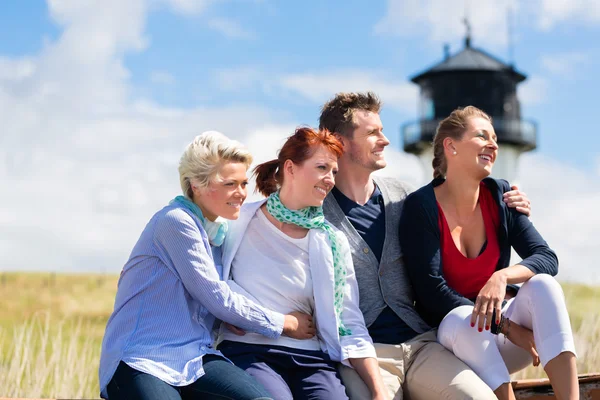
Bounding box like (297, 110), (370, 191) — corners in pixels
(221, 208), (321, 350)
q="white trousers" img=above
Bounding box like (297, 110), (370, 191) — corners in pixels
(437, 274), (577, 391)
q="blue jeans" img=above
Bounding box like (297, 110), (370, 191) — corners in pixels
(106, 355), (273, 400)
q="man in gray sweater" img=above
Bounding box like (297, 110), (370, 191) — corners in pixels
(320, 92), (530, 399)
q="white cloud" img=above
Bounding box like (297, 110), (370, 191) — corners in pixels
(374, 0), (519, 46)
(541, 51), (591, 78)
(516, 154), (600, 283)
(279, 70), (418, 114)
(159, 0), (212, 15)
(0, 57), (36, 81)
(537, 0), (600, 30)
(0, 0), (283, 273)
(208, 18), (256, 40)
(517, 76), (549, 106)
(373, 149), (425, 188)
(150, 70), (176, 85)
(212, 67), (419, 113)
(375, 0), (600, 47)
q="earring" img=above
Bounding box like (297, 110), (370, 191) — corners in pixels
(453, 151), (457, 155)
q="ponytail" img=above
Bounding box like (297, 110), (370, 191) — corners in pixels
(431, 142), (446, 179)
(253, 159), (280, 197)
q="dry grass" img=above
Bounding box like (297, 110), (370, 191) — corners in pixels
(0, 272), (117, 398)
(0, 272), (597, 397)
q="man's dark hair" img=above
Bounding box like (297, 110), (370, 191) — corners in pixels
(318, 91), (382, 138)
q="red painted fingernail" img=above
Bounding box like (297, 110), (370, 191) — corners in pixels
(478, 327), (483, 332)
(485, 325), (490, 331)
(470, 322), (475, 327)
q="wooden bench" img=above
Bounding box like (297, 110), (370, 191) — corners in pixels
(513, 373), (600, 399)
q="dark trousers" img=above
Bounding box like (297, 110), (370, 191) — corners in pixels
(219, 341), (348, 400)
(106, 355), (273, 400)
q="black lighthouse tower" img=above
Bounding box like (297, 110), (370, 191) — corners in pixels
(401, 27), (537, 182)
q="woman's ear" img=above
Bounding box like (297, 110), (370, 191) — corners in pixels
(191, 184), (201, 198)
(283, 159), (295, 178)
(443, 137), (457, 155)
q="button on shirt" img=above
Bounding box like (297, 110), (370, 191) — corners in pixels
(331, 184), (418, 344)
(98, 205), (284, 398)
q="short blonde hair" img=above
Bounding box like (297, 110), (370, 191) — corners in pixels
(179, 131), (253, 198)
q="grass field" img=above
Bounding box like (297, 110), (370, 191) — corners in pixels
(0, 272), (598, 398)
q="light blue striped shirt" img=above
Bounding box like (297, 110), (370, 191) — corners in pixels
(99, 204), (285, 397)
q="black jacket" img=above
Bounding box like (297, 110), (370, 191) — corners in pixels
(398, 177), (558, 328)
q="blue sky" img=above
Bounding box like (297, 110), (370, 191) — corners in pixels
(1, 0), (599, 282)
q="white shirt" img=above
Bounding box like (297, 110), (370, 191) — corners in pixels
(222, 208), (321, 350)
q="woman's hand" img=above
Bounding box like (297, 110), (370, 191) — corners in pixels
(283, 311), (316, 339)
(224, 323), (246, 336)
(349, 357), (389, 400)
(505, 320), (540, 367)
(471, 271), (507, 331)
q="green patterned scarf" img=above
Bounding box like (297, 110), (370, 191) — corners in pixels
(266, 191), (351, 336)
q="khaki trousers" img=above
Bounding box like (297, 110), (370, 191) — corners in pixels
(338, 330), (497, 400)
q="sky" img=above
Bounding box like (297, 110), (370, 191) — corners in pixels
(1, 0), (599, 283)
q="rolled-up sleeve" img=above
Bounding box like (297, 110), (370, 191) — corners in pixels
(153, 209), (284, 338)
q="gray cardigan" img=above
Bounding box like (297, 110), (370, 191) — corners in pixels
(323, 176), (431, 335)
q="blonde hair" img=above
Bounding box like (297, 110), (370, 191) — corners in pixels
(179, 131), (253, 198)
(432, 106), (492, 179)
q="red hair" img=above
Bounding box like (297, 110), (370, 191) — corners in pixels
(254, 127), (344, 197)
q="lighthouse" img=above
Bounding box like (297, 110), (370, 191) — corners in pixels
(401, 29), (537, 184)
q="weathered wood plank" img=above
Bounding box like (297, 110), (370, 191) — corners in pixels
(513, 373), (600, 399)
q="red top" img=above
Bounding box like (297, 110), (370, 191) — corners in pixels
(437, 183), (501, 299)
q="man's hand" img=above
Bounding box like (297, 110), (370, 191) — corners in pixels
(503, 185), (532, 216)
(283, 311), (316, 339)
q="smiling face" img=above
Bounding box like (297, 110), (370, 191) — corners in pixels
(342, 111), (390, 172)
(451, 117), (499, 179)
(283, 144), (338, 208)
(192, 161), (249, 220)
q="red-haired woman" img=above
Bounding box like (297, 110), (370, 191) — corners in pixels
(217, 127), (388, 400)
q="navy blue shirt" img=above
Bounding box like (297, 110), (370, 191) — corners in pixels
(331, 185), (386, 262)
(331, 184), (418, 344)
